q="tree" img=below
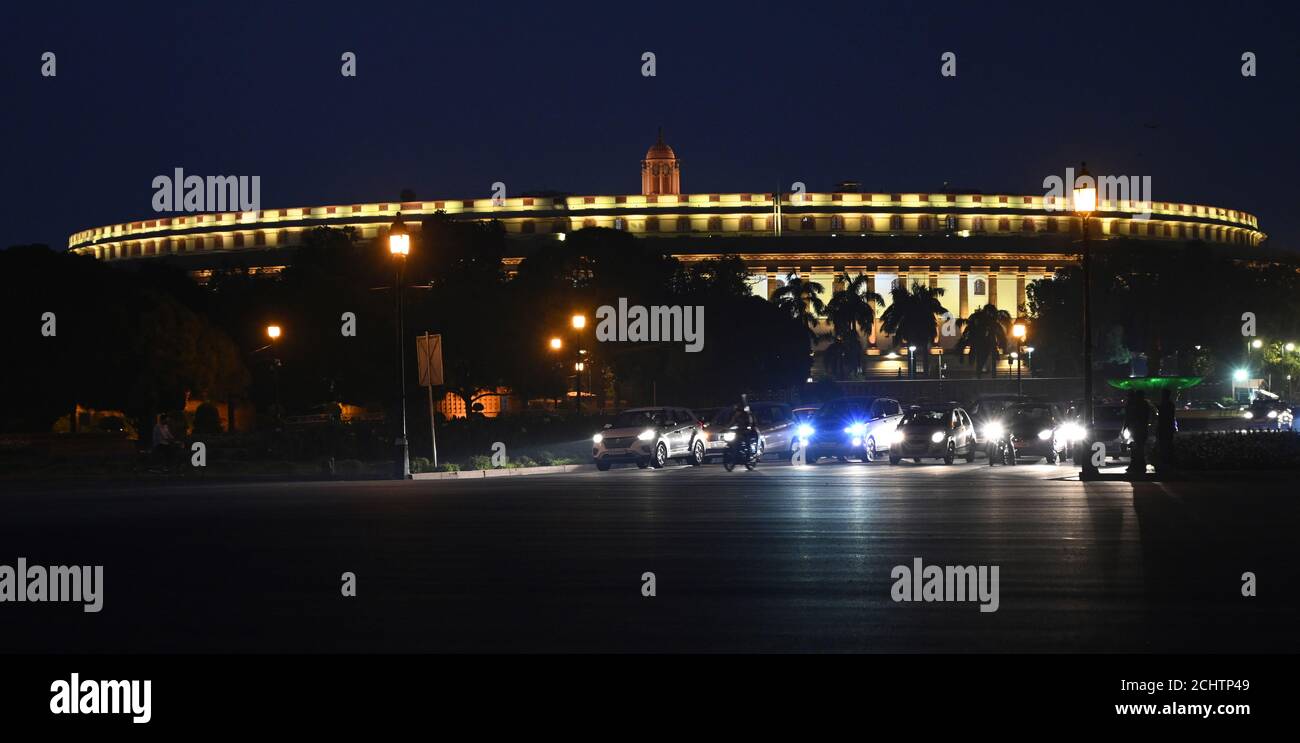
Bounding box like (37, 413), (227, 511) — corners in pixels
(823, 272), (884, 379)
(956, 304), (1011, 378)
(772, 273), (826, 346)
(880, 282), (949, 374)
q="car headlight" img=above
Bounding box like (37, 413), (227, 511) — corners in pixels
(983, 422), (1004, 439)
(637, 429), (656, 441)
(930, 431), (946, 443)
(796, 423), (814, 439)
(1121, 428), (1132, 441)
(890, 429), (905, 444)
(1059, 422), (1085, 441)
(1037, 429), (1053, 441)
(844, 422), (867, 436)
(722, 431), (737, 442)
(1267, 410), (1278, 419)
(592, 433), (603, 444)
(1243, 411), (1254, 419)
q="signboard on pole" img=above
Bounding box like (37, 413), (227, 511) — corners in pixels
(416, 333), (444, 387)
(416, 333), (443, 468)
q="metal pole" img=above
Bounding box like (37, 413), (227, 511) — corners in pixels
(394, 262), (410, 479)
(1081, 214), (1097, 479)
(425, 338), (438, 470)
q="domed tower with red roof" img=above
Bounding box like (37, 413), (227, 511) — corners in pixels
(641, 127), (681, 196)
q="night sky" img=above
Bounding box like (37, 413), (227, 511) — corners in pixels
(3, 1), (1298, 249)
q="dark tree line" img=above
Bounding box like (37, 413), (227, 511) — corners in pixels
(2, 219), (812, 436)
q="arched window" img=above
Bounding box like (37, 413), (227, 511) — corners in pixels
(944, 215), (956, 231)
(973, 278), (986, 296)
(889, 215), (903, 231)
(739, 216), (753, 231)
(998, 217), (1010, 231)
(830, 215), (845, 231)
(1046, 217), (1058, 233)
(862, 216), (875, 231)
(645, 216), (659, 232)
(918, 215), (933, 231)
(583, 218), (596, 229)
(707, 216), (723, 232)
(677, 216), (691, 231)
(800, 216), (815, 230)
(613, 217), (626, 230)
(972, 217), (985, 232)
(1022, 218), (1035, 232)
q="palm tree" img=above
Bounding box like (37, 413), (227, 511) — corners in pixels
(956, 303), (1012, 378)
(771, 273), (826, 346)
(823, 272), (884, 378)
(879, 282), (949, 375)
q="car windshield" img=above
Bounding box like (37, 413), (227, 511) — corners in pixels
(817, 399), (872, 419)
(902, 409), (948, 424)
(972, 402), (1009, 418)
(710, 409), (740, 425)
(1009, 405), (1054, 423)
(611, 409), (665, 428)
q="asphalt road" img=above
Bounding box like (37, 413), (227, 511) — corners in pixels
(1, 460), (1296, 653)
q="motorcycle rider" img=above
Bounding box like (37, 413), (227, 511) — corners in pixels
(727, 400), (759, 458)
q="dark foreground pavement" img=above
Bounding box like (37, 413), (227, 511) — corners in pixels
(1, 461), (1296, 653)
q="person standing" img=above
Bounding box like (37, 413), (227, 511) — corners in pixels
(1155, 388), (1177, 474)
(1124, 390), (1150, 476)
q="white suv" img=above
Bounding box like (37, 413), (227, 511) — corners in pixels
(592, 407), (705, 471)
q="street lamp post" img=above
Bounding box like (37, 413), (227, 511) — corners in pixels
(1074, 163), (1099, 480)
(572, 314), (586, 413)
(388, 214), (411, 480)
(1012, 322), (1027, 394)
(266, 324), (283, 418)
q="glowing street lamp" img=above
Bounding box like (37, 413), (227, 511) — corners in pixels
(265, 324), (283, 416)
(549, 337), (562, 350)
(389, 213), (411, 480)
(1012, 322), (1027, 392)
(571, 313), (589, 412)
(1074, 162), (1099, 480)
(388, 213), (410, 257)
(1251, 339), (1263, 349)
(1233, 368), (1249, 382)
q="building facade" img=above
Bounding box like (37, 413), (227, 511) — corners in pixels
(68, 133), (1266, 372)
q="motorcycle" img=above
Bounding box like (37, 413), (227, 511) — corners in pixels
(721, 425), (760, 471)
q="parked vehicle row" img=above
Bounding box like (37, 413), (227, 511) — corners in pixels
(591, 392), (1296, 471)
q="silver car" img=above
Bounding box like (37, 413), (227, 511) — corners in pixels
(592, 407), (705, 470)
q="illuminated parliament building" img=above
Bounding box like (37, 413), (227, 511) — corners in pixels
(69, 131), (1265, 369)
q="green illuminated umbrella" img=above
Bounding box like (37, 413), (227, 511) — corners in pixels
(1106, 376), (1202, 392)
